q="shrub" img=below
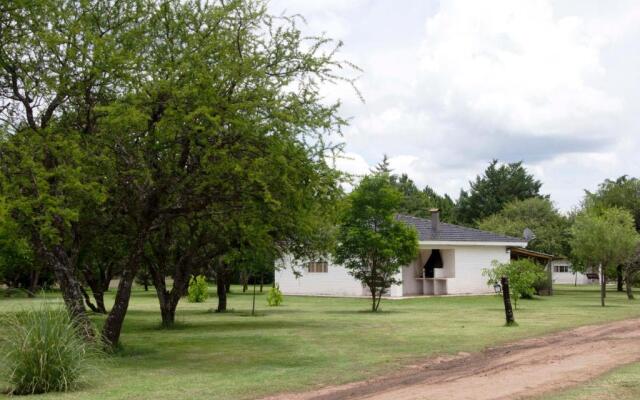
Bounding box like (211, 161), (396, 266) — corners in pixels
(266, 285), (283, 306)
(482, 259), (546, 309)
(0, 305), (98, 395)
(187, 275), (208, 303)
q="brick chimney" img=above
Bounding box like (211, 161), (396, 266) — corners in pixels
(430, 208), (440, 233)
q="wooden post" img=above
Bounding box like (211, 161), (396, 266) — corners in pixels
(501, 276), (516, 326)
(547, 262), (553, 296)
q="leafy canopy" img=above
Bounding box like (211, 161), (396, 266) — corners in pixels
(570, 207), (639, 306)
(586, 176), (640, 231)
(334, 174), (418, 311)
(483, 259), (546, 310)
(390, 174), (455, 221)
(570, 207), (639, 271)
(456, 160), (544, 226)
(478, 197), (570, 256)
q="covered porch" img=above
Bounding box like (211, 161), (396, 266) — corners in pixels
(403, 247), (456, 295)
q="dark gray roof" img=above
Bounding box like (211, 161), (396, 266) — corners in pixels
(395, 214), (527, 243)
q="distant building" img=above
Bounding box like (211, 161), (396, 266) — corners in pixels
(550, 259), (597, 285)
(276, 209), (528, 297)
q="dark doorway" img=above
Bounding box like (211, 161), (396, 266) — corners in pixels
(424, 249), (443, 278)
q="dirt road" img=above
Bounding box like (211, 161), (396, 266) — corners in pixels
(264, 318), (640, 400)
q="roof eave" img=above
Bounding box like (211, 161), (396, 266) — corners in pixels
(419, 240), (528, 248)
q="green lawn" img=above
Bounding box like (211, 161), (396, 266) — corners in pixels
(542, 362), (640, 400)
(1, 285), (639, 399)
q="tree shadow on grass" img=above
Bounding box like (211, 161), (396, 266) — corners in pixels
(127, 309), (322, 333)
(323, 309), (409, 315)
(582, 304), (625, 308)
(206, 307), (307, 316)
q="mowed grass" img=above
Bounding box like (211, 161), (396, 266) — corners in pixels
(543, 362), (640, 400)
(0, 284), (639, 399)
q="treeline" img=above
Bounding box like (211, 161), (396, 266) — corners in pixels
(381, 154), (640, 303)
(0, 0), (352, 347)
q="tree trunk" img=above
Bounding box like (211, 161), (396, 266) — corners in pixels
(260, 272), (264, 293)
(81, 265), (111, 314)
(102, 267), (137, 347)
(600, 268), (606, 307)
(217, 276), (227, 312)
(251, 280), (256, 316)
(215, 260), (229, 312)
(93, 290), (107, 314)
(27, 269), (39, 297)
(149, 253), (193, 328)
(547, 263), (553, 295)
(501, 277), (516, 325)
(153, 284), (179, 328)
(81, 286), (100, 313)
(370, 287), (378, 312)
(241, 270), (249, 293)
(48, 245), (95, 340)
(626, 270), (635, 300)
(617, 265), (624, 292)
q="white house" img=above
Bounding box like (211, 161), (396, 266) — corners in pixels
(276, 209), (528, 297)
(550, 259), (596, 285)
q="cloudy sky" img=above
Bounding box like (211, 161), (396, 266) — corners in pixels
(269, 0), (640, 212)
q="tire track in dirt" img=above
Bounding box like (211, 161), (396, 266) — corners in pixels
(263, 318), (640, 400)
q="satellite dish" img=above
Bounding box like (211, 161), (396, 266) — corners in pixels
(523, 228), (536, 242)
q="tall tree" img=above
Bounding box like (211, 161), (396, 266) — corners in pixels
(623, 245), (640, 300)
(1, 0), (352, 347)
(0, 0), (149, 338)
(372, 154), (392, 174)
(586, 176), (640, 291)
(455, 160), (544, 226)
(334, 174), (418, 312)
(570, 207), (639, 306)
(478, 198), (570, 256)
(389, 174), (455, 221)
(98, 0), (351, 346)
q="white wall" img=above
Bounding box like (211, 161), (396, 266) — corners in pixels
(551, 260), (592, 285)
(275, 255), (365, 297)
(402, 250), (428, 295)
(276, 245), (513, 297)
(446, 246), (510, 295)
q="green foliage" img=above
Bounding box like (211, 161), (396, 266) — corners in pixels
(478, 198), (570, 256)
(0, 203), (35, 287)
(334, 174), (419, 311)
(483, 259), (547, 309)
(267, 285), (284, 307)
(586, 176), (640, 231)
(389, 173), (455, 222)
(570, 207), (639, 306)
(1, 0), (352, 345)
(456, 160), (544, 226)
(188, 275), (209, 303)
(570, 208), (639, 273)
(0, 305), (99, 395)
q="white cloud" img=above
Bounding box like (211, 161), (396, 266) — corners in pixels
(416, 0), (621, 139)
(270, 0), (640, 212)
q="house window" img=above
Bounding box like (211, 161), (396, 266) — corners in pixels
(307, 261), (328, 273)
(554, 265), (570, 273)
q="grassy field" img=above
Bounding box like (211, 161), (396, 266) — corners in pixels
(543, 362), (640, 400)
(1, 284), (639, 399)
